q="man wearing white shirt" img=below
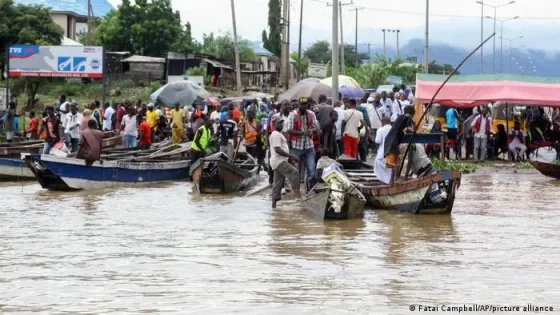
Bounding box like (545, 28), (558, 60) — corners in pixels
(63, 104), (83, 152)
(398, 92), (411, 108)
(103, 103), (115, 131)
(391, 92), (404, 122)
(374, 117), (393, 184)
(380, 91), (392, 118)
(333, 100), (345, 156)
(471, 106), (493, 162)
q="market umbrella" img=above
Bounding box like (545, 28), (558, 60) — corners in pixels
(278, 82), (333, 102)
(320, 75), (362, 89)
(339, 86), (365, 99)
(296, 78), (321, 85)
(150, 80), (210, 107)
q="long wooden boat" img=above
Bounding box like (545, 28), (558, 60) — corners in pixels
(529, 160), (560, 179)
(0, 133), (123, 181)
(190, 152), (260, 194)
(301, 183), (366, 220)
(25, 154), (191, 191)
(350, 170), (461, 215)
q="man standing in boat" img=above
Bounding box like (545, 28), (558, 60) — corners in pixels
(191, 119), (213, 165)
(270, 116), (301, 209)
(63, 104), (83, 152)
(374, 116), (393, 184)
(42, 106), (62, 154)
(77, 120), (104, 166)
(138, 115), (152, 150)
(285, 97), (319, 192)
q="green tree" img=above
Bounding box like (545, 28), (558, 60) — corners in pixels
(290, 52), (308, 78)
(353, 64), (388, 88)
(87, 0), (184, 57)
(428, 61), (457, 75)
(200, 32), (255, 63)
(262, 0), (281, 56)
(374, 56), (420, 84)
(186, 66), (206, 76)
(342, 44), (368, 68)
(304, 41), (332, 64)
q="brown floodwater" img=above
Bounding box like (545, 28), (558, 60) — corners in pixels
(1, 170), (559, 314)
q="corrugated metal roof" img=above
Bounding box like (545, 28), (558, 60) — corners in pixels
(122, 55), (165, 63)
(15, 0), (113, 18)
(250, 42), (274, 57)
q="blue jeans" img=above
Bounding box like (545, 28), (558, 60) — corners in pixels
(292, 148), (316, 191)
(124, 135), (138, 148)
(43, 142), (54, 154)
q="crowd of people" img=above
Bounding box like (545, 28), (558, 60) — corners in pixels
(437, 104), (560, 162)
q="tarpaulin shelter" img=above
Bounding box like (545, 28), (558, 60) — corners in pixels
(416, 74), (560, 108)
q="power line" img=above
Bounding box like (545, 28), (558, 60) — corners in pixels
(306, 0), (560, 20)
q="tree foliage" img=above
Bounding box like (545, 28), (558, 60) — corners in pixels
(304, 41), (367, 67)
(304, 41), (331, 64)
(262, 0), (281, 57)
(200, 32), (255, 63)
(290, 52), (308, 78)
(86, 0), (183, 57)
(428, 61), (458, 75)
(353, 64), (388, 89)
(186, 66), (206, 76)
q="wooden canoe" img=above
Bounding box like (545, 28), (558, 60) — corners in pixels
(190, 152), (260, 194)
(529, 161), (560, 179)
(301, 184), (366, 220)
(351, 170), (462, 215)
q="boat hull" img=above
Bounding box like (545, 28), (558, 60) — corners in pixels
(301, 189), (365, 220)
(191, 154), (259, 194)
(26, 154), (190, 191)
(358, 171), (461, 215)
(0, 158), (34, 180)
(530, 161), (560, 179)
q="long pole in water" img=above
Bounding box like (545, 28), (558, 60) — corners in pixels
(230, 0), (242, 95)
(331, 0), (339, 101)
(297, 0), (304, 81)
(397, 33), (496, 177)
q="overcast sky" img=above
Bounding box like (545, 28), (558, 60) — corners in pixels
(107, 0), (560, 52)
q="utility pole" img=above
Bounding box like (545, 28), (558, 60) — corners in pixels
(382, 29), (387, 58)
(368, 43), (371, 63)
(331, 0), (339, 101)
(479, 1), (517, 73)
(396, 29), (400, 60)
(87, 0), (92, 45)
(230, 0), (242, 95)
(352, 7), (363, 68)
(281, 0), (290, 90)
(480, 0), (484, 73)
(297, 0), (304, 81)
(328, 1), (351, 74)
(424, 0), (429, 73)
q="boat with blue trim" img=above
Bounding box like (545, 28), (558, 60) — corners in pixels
(25, 154), (192, 191)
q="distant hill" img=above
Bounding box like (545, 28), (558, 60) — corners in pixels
(356, 38), (558, 77)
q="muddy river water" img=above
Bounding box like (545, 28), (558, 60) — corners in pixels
(1, 169), (559, 314)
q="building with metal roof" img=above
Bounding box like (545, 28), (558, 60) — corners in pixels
(15, 0), (114, 41)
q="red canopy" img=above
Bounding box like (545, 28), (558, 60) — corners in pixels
(416, 74), (560, 108)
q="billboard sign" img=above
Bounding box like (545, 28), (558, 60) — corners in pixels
(8, 45), (104, 78)
(308, 63), (328, 79)
(387, 75), (403, 85)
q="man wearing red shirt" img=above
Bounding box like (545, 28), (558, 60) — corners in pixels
(26, 111), (39, 140)
(138, 115), (152, 150)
